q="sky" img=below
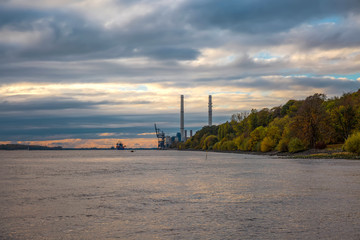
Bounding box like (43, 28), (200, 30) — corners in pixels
(1, 0), (360, 148)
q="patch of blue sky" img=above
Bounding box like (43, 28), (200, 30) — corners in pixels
(286, 73), (360, 81)
(118, 85), (148, 91)
(309, 15), (342, 25)
(253, 51), (279, 60)
(209, 90), (249, 95)
(288, 73), (315, 78)
(136, 85), (148, 91)
(225, 55), (236, 62)
(260, 91), (274, 97)
(328, 73), (360, 81)
(213, 55), (236, 65)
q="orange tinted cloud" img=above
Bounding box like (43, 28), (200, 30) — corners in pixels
(137, 132), (156, 136)
(98, 133), (116, 137)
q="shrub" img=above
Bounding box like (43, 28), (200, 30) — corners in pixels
(202, 135), (218, 150)
(315, 141), (327, 149)
(220, 140), (237, 151)
(238, 137), (250, 151)
(255, 141), (262, 151)
(288, 138), (306, 153)
(220, 141), (228, 151)
(261, 137), (276, 152)
(190, 138), (200, 149)
(226, 140), (237, 151)
(266, 125), (281, 143)
(234, 135), (244, 150)
(249, 126), (266, 151)
(177, 142), (186, 150)
(199, 134), (209, 150)
(185, 139), (192, 149)
(343, 132), (360, 154)
(276, 139), (289, 152)
(213, 142), (221, 151)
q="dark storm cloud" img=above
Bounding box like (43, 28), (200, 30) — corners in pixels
(0, 97), (151, 112)
(285, 22), (360, 50)
(0, 8), (117, 60)
(0, 59), (187, 84)
(228, 76), (360, 92)
(0, 7), (43, 26)
(145, 47), (200, 61)
(0, 64), (90, 83)
(291, 76), (360, 91)
(0, 5), (202, 62)
(1, 0), (358, 65)
(192, 73), (360, 92)
(181, 0), (360, 33)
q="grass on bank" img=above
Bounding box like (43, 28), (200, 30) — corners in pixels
(290, 152), (360, 159)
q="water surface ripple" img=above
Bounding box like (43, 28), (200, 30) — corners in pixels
(0, 150), (359, 239)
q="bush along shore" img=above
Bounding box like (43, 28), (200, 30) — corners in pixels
(175, 90), (360, 159)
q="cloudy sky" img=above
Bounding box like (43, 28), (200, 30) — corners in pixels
(1, 0), (360, 148)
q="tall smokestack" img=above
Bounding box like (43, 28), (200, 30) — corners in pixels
(208, 95), (212, 126)
(180, 95), (185, 142)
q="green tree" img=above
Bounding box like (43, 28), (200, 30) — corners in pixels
(343, 132), (360, 154)
(261, 137), (276, 152)
(288, 138), (306, 153)
(257, 108), (271, 127)
(247, 109), (259, 132)
(281, 99), (302, 117)
(290, 94), (332, 148)
(327, 91), (359, 141)
(218, 121), (235, 140)
(248, 126), (267, 151)
(202, 135), (218, 150)
(187, 125), (218, 149)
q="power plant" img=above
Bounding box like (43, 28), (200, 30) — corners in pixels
(208, 95), (212, 126)
(155, 95), (213, 149)
(180, 95), (185, 142)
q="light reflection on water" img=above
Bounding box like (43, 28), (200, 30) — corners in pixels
(0, 150), (359, 239)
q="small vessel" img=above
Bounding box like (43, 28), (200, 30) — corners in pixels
(116, 142), (126, 150)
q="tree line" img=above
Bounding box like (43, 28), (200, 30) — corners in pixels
(177, 90), (360, 154)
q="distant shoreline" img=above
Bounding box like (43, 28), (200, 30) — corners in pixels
(0, 144), (157, 151)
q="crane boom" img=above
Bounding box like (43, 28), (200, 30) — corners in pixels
(154, 123), (165, 149)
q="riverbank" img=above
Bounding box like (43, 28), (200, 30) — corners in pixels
(276, 149), (360, 160)
(181, 147), (360, 160)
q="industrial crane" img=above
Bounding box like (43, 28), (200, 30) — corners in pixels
(154, 123), (165, 149)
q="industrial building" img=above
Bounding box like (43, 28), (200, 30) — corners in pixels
(155, 94), (213, 149)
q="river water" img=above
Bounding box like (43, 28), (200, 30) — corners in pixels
(0, 150), (359, 239)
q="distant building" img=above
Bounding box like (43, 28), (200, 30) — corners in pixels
(176, 132), (181, 142)
(165, 136), (171, 147)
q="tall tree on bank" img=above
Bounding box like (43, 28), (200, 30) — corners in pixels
(290, 94), (332, 148)
(327, 90), (360, 141)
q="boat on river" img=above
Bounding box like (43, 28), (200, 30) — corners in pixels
(116, 142), (126, 150)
